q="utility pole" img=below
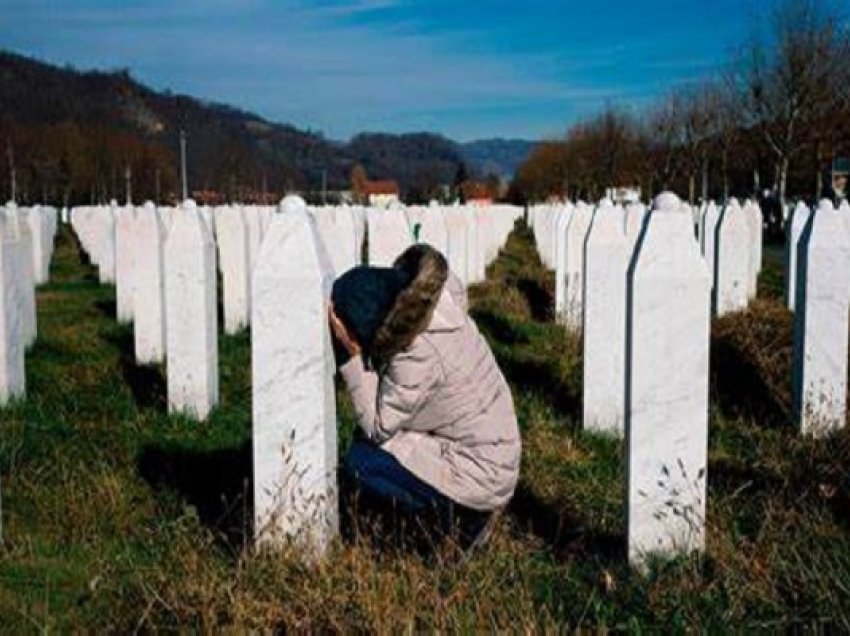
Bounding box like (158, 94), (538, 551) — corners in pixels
(179, 129), (188, 201)
(125, 165), (132, 206)
(6, 143), (15, 203)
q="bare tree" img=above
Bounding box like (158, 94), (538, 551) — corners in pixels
(642, 94), (685, 194)
(675, 86), (718, 204)
(732, 0), (849, 206)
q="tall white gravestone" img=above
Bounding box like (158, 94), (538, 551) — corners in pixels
(744, 201), (763, 300)
(444, 209), (469, 285)
(554, 206), (574, 320)
(134, 204), (167, 364)
(27, 206), (51, 285)
(0, 215), (25, 405)
(714, 199), (750, 316)
(583, 203), (628, 434)
(786, 202), (811, 312)
(5, 209), (37, 348)
(252, 197), (338, 555)
(792, 200), (850, 436)
(115, 206), (138, 324)
(164, 202), (219, 420)
(564, 203), (594, 329)
(215, 206), (251, 335)
(626, 192), (711, 568)
(98, 206), (117, 284)
(701, 202), (720, 290)
(368, 208), (411, 267)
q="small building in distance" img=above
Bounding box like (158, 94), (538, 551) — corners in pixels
(363, 179), (401, 208)
(605, 186), (641, 204)
(460, 179), (502, 206)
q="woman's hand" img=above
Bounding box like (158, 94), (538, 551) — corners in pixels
(328, 303), (362, 357)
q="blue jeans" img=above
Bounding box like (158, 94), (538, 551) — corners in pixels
(341, 438), (489, 548)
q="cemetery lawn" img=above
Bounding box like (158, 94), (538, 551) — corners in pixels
(1, 224), (850, 631)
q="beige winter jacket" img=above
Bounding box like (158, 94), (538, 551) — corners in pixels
(340, 246), (521, 511)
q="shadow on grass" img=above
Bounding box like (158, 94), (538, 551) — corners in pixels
(515, 277), (554, 323)
(95, 298), (117, 319)
(709, 302), (794, 427)
(508, 483), (623, 564)
(482, 336), (581, 424)
(102, 328), (167, 411)
(710, 337), (791, 427)
(138, 441), (253, 547)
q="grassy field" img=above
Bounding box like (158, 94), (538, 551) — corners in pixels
(0, 222), (849, 631)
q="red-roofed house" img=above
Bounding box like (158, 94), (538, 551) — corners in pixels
(363, 179), (400, 208)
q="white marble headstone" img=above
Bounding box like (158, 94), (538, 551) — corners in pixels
(563, 203), (594, 329)
(417, 207), (449, 258)
(215, 206), (251, 335)
(134, 204), (167, 365)
(714, 199), (750, 316)
(786, 202), (811, 312)
(5, 209), (37, 348)
(367, 208), (411, 267)
(115, 206), (138, 324)
(701, 202), (721, 291)
(26, 206), (51, 285)
(244, 205), (265, 272)
(0, 214), (25, 405)
(583, 202), (628, 434)
(444, 209), (469, 285)
(626, 192), (711, 568)
(554, 205), (574, 320)
(465, 209), (485, 284)
(99, 205), (117, 284)
(743, 201), (763, 300)
(252, 195), (338, 555)
(792, 199), (850, 436)
(164, 201), (219, 420)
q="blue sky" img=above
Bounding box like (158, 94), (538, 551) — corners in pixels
(1, 0), (771, 141)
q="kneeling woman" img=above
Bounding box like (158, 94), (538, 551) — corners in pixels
(329, 244), (521, 547)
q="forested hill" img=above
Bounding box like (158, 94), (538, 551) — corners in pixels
(0, 51), (533, 204)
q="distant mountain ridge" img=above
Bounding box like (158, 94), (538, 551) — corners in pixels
(0, 50), (534, 203)
(460, 138), (537, 182)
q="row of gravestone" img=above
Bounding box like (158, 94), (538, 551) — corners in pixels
(0, 203), (58, 405)
(533, 192), (710, 566)
(529, 192), (850, 567)
(68, 197), (522, 556)
(532, 197), (764, 328)
(72, 201), (523, 345)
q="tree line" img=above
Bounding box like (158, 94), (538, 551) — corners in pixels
(511, 0), (850, 212)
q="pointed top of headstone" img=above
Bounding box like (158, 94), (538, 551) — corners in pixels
(727, 197), (741, 208)
(182, 199), (197, 211)
(143, 201), (156, 210)
(795, 201), (810, 214)
(652, 191), (681, 213)
(5, 201), (16, 211)
(280, 195), (307, 216)
(109, 199), (118, 208)
(818, 199), (836, 213)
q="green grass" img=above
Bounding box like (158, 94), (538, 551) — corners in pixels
(0, 222), (849, 630)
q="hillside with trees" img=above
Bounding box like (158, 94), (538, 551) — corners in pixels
(0, 51), (528, 205)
